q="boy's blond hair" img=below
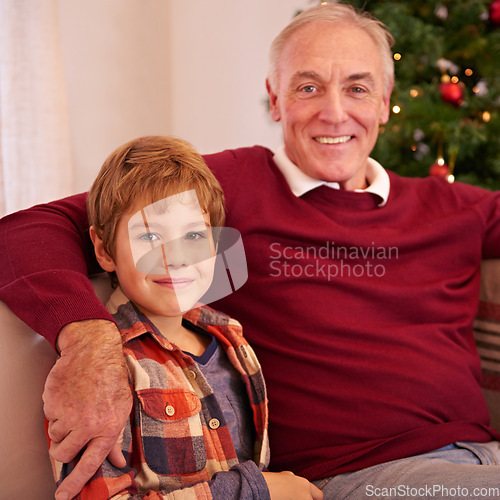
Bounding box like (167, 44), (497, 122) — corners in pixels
(87, 135), (225, 259)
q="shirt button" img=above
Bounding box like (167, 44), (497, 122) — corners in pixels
(165, 405), (175, 417)
(187, 370), (197, 380)
(209, 418), (220, 430)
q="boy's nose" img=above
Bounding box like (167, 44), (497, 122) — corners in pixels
(160, 240), (186, 270)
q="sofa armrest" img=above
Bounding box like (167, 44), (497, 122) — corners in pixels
(0, 274), (113, 499)
(0, 299), (57, 499)
(474, 259), (500, 431)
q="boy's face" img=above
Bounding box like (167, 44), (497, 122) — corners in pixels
(111, 190), (216, 316)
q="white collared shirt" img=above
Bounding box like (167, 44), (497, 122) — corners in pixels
(273, 145), (390, 207)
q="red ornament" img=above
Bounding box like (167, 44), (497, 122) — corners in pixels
(490, 0), (500, 25)
(440, 82), (463, 107)
(429, 161), (451, 178)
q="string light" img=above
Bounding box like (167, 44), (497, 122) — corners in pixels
(392, 105), (401, 114)
(483, 111), (491, 122)
(394, 53), (402, 61)
(465, 68), (473, 76)
(410, 89), (419, 98)
(451, 76), (459, 84)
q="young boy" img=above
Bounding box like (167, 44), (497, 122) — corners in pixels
(48, 136), (270, 499)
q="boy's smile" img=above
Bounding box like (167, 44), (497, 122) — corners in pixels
(153, 277), (195, 289)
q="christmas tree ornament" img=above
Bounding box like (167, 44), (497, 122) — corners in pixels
(413, 129), (425, 142)
(436, 58), (459, 74)
(473, 80), (489, 96)
(429, 158), (451, 178)
(440, 82), (464, 107)
(435, 4), (448, 20)
(490, 0), (500, 25)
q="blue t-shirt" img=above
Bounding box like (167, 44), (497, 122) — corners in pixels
(184, 322), (255, 462)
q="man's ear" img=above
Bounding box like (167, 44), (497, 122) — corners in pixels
(89, 226), (116, 272)
(380, 78), (395, 125)
(266, 78), (281, 122)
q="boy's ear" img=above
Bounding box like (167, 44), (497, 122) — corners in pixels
(89, 226), (116, 272)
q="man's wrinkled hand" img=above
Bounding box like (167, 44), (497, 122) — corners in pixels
(43, 319), (132, 500)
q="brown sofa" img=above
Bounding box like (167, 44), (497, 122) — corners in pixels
(1, 266), (499, 499)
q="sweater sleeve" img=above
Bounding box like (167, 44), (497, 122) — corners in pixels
(0, 193), (112, 348)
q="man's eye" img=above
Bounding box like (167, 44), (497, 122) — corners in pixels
(300, 85), (317, 93)
(138, 232), (159, 242)
(351, 86), (366, 94)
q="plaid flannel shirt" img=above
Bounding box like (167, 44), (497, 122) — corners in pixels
(50, 288), (270, 499)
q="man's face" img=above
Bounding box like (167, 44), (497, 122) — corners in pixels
(267, 21), (392, 190)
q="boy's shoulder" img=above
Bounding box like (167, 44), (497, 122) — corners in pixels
(184, 305), (243, 335)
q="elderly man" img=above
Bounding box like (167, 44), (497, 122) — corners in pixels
(2, 2), (500, 499)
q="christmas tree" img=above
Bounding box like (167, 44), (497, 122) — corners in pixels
(343, 0), (500, 189)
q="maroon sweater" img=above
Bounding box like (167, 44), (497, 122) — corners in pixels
(1, 145), (499, 480)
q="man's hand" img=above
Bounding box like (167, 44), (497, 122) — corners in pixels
(263, 471), (323, 500)
(43, 319), (132, 500)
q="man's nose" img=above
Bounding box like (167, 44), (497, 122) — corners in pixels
(318, 89), (349, 124)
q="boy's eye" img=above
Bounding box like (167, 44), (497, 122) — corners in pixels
(138, 232), (160, 242)
(185, 230), (208, 241)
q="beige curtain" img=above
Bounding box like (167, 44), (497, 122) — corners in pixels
(0, 0), (73, 216)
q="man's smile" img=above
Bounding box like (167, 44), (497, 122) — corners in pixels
(313, 135), (353, 144)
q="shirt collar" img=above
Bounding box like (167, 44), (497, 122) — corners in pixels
(105, 287), (230, 346)
(273, 145), (390, 207)
(106, 287), (174, 348)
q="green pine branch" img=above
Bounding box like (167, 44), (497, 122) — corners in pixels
(345, 0), (500, 188)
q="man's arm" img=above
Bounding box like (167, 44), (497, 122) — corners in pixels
(44, 319), (132, 500)
(0, 193), (106, 344)
(0, 195), (132, 499)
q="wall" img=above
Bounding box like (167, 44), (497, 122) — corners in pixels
(57, 0), (312, 193)
(57, 0), (172, 193)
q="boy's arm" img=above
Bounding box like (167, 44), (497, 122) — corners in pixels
(53, 456), (323, 500)
(44, 319), (133, 500)
(53, 450), (271, 500)
(0, 195), (132, 499)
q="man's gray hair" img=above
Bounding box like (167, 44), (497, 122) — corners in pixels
(267, 1), (395, 93)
